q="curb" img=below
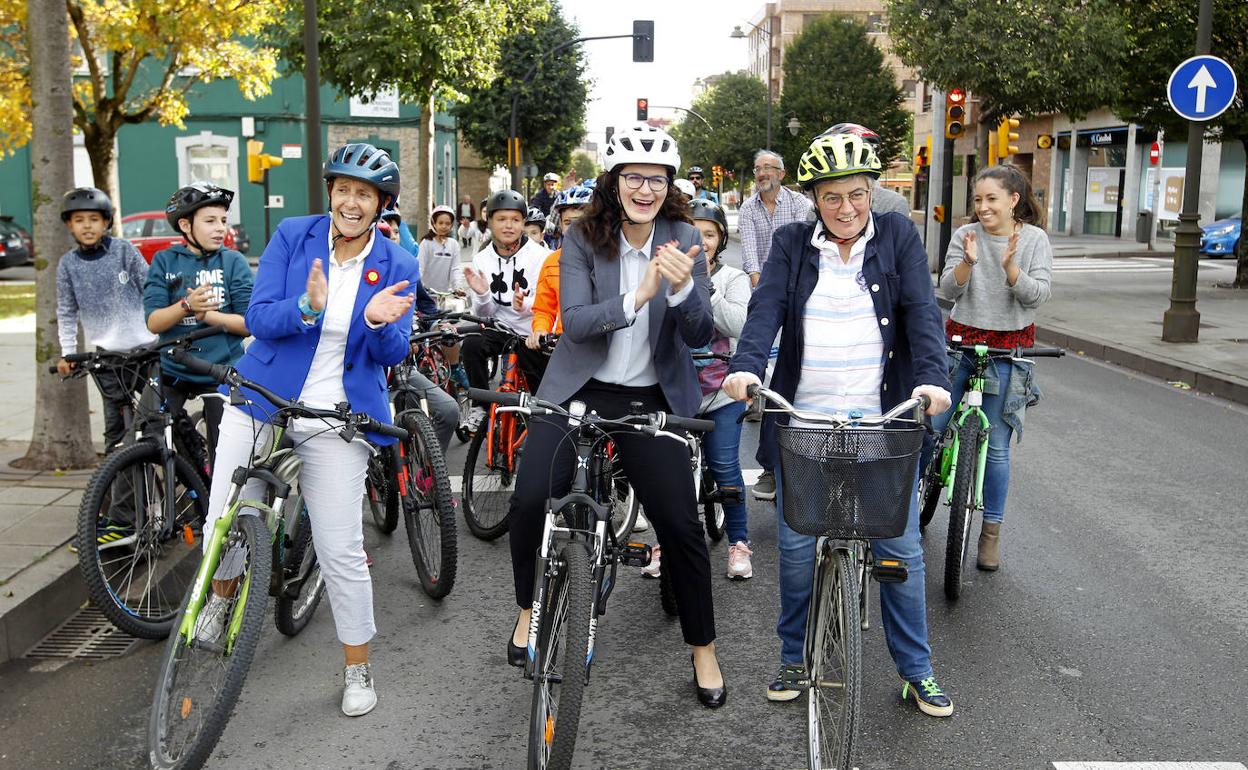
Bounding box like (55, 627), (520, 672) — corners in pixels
(0, 546), (85, 664)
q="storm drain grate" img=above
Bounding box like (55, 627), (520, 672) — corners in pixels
(24, 606), (139, 661)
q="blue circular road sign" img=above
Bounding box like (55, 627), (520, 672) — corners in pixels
(1167, 55), (1238, 122)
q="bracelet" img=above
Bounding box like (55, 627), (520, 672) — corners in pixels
(298, 292), (323, 318)
(961, 255), (977, 266)
(180, 297), (194, 316)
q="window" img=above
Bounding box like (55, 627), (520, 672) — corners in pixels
(174, 132), (239, 223)
(867, 13), (884, 33)
(187, 145), (232, 192)
(122, 219), (147, 239)
(151, 217), (177, 237)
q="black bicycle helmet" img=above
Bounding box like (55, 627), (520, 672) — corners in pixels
(486, 189), (528, 217)
(525, 206), (548, 226)
(689, 198), (729, 257)
(165, 182), (235, 231)
(60, 187), (114, 224)
(323, 143), (401, 208)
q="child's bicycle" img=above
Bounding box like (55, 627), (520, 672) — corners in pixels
(147, 353), (405, 770)
(748, 385), (929, 770)
(917, 338), (1064, 600)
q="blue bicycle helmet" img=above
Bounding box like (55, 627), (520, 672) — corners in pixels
(323, 143), (400, 208)
(553, 184), (594, 211)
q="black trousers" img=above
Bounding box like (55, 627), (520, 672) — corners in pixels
(162, 379), (225, 472)
(507, 380), (716, 647)
(94, 354), (147, 453)
(461, 327), (548, 396)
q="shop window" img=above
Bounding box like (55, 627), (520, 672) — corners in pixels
(174, 132), (240, 223)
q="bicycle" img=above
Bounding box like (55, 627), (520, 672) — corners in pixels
(54, 327), (223, 639)
(148, 353), (404, 770)
(749, 385), (928, 770)
(917, 339), (1064, 600)
(467, 388), (713, 770)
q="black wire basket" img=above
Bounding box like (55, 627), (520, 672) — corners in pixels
(776, 423), (925, 539)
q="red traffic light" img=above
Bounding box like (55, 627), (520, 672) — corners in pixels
(636, 98), (649, 121)
(948, 88), (965, 104)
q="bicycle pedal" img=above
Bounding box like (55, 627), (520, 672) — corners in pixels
(871, 557), (909, 583)
(618, 542), (652, 567)
(711, 486), (745, 504)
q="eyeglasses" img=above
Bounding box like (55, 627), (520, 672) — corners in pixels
(621, 173), (670, 192)
(688, 174), (703, 181)
(753, 165), (782, 174)
(818, 189), (870, 208)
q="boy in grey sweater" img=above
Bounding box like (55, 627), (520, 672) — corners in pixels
(56, 187), (156, 452)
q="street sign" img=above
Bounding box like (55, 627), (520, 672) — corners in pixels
(1166, 54), (1238, 121)
(1149, 142), (1160, 165)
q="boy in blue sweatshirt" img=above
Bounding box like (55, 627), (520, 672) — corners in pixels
(143, 183), (253, 465)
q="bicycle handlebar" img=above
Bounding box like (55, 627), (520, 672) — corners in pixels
(746, 384), (929, 427)
(948, 339), (1065, 358)
(466, 388), (715, 436)
(691, 351), (733, 363)
(50, 326), (227, 374)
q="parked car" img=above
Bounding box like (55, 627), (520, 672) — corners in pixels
(1200, 216), (1241, 258)
(0, 215), (33, 269)
(228, 223), (251, 255)
(122, 211), (237, 263)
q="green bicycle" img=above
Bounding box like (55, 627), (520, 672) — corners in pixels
(918, 338), (1063, 600)
(148, 354), (406, 770)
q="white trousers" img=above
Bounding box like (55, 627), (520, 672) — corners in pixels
(206, 404), (375, 646)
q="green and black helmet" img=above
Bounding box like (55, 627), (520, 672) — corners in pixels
(795, 133), (882, 190)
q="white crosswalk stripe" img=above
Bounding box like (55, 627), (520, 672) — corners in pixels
(1052, 763), (1247, 770)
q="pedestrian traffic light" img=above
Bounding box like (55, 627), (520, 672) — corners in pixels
(996, 116), (1021, 159)
(914, 145), (928, 175)
(944, 89), (966, 140)
(247, 139), (283, 184)
(636, 98), (649, 121)
(633, 20), (654, 63)
(933, 205), (946, 223)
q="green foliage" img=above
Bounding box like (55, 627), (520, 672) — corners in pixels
(452, 4), (588, 174)
(886, 0), (1127, 121)
(570, 150), (599, 183)
(776, 15), (910, 169)
(670, 73), (768, 181)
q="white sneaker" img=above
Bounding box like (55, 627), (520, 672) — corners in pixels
(632, 509), (650, 533)
(726, 541), (754, 580)
(342, 663), (377, 717)
(194, 593), (228, 644)
(465, 406), (487, 433)
(640, 543), (661, 579)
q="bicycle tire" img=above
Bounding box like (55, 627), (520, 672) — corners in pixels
(607, 451), (639, 543)
(175, 410), (212, 487)
(401, 410), (458, 599)
(365, 446), (400, 534)
(806, 546), (861, 770)
(462, 421), (517, 541)
(917, 438), (947, 532)
(274, 493), (325, 637)
(658, 569), (679, 617)
(148, 514), (271, 770)
(77, 442), (208, 639)
(528, 541), (593, 770)
(454, 385), (472, 444)
(701, 469), (727, 543)
(944, 421), (982, 601)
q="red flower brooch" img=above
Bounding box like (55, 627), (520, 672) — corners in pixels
(364, 269), (380, 286)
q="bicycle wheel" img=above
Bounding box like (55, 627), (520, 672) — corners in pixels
(606, 450), (639, 543)
(149, 513), (271, 770)
(462, 418), (519, 541)
(274, 493), (325, 637)
(174, 410), (212, 487)
(78, 442), (208, 639)
(701, 468), (727, 543)
(917, 437), (948, 532)
(806, 546), (861, 770)
(454, 384), (473, 444)
(658, 569), (679, 617)
(401, 410), (458, 599)
(365, 445), (400, 534)
(528, 541), (593, 770)
(944, 421), (982, 601)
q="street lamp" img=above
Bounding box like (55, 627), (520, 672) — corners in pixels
(731, 21), (773, 150)
(787, 116), (802, 137)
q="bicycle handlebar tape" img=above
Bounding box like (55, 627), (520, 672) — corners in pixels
(467, 388), (523, 406)
(660, 413), (716, 433)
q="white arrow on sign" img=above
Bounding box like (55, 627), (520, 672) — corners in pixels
(1188, 64), (1218, 113)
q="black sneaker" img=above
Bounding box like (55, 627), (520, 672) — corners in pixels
(766, 663), (808, 702)
(900, 676), (954, 717)
(95, 520), (137, 551)
(752, 470), (776, 501)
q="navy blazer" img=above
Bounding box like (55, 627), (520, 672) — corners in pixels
(539, 217), (714, 417)
(728, 212), (949, 466)
(231, 215), (419, 445)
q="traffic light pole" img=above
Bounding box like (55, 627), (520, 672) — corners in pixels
(303, 0), (323, 214)
(262, 172), (273, 245)
(938, 137), (955, 274)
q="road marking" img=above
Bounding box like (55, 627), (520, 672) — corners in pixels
(450, 469), (769, 488)
(1052, 764), (1247, 770)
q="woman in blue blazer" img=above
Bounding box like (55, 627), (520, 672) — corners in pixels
(199, 143), (417, 718)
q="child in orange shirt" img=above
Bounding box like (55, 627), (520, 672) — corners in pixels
(526, 183), (594, 349)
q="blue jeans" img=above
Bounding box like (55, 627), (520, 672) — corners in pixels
(926, 356), (1013, 524)
(775, 466), (933, 682)
(702, 400), (749, 543)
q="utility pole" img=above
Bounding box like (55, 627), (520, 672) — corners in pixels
(303, 0), (323, 214)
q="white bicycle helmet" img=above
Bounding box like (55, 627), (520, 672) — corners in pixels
(603, 124), (681, 174)
(673, 178), (696, 197)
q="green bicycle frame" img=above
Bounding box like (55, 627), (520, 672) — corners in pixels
(941, 344), (993, 511)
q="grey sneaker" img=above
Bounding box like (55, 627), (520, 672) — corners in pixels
(726, 541), (754, 580)
(752, 470), (776, 501)
(464, 406), (487, 434)
(639, 543), (661, 579)
(194, 594), (228, 645)
(342, 663), (378, 717)
(632, 508), (650, 533)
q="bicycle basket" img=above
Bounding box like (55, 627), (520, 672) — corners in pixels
(776, 423), (925, 539)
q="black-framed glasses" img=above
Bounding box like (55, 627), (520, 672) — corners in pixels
(621, 173), (670, 192)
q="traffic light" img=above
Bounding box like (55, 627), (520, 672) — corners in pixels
(636, 98), (648, 121)
(605, 126), (615, 145)
(996, 116), (1021, 159)
(914, 145), (928, 176)
(247, 139), (283, 184)
(944, 89), (966, 140)
(712, 165), (723, 187)
(933, 205), (946, 223)
(633, 20), (654, 63)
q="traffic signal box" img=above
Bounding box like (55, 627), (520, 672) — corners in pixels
(944, 89), (966, 140)
(636, 98), (649, 121)
(996, 117), (1021, 159)
(712, 165), (724, 187)
(246, 139), (283, 183)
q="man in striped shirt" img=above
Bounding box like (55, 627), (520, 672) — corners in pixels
(739, 150), (814, 288)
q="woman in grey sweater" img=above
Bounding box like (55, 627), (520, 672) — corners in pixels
(933, 163), (1052, 570)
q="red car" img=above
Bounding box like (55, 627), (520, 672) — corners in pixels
(122, 211), (237, 263)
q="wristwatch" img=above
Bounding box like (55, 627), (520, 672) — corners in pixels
(180, 297), (194, 316)
(298, 292), (324, 318)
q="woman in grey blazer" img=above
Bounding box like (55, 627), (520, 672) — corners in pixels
(503, 125), (727, 708)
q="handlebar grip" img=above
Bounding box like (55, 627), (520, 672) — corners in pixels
(170, 350), (231, 382)
(466, 388), (523, 406)
(178, 326), (228, 344)
(365, 420), (409, 441)
(1018, 347), (1065, 358)
(47, 366), (59, 374)
(63, 352), (92, 363)
(661, 414), (716, 433)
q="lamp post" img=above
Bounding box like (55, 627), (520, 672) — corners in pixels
(786, 116), (802, 137)
(731, 21), (773, 150)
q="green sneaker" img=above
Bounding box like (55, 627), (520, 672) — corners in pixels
(901, 676), (954, 717)
(766, 663), (808, 702)
(95, 520), (137, 551)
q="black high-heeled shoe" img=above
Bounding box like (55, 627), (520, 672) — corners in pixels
(690, 654), (727, 709)
(508, 616), (526, 668)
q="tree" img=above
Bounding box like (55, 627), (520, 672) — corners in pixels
(0, 0), (283, 210)
(274, 0), (545, 220)
(670, 72), (768, 196)
(20, 0), (96, 470)
(776, 16), (910, 171)
(452, 4), (588, 180)
(1111, 0), (1248, 287)
(570, 149), (598, 183)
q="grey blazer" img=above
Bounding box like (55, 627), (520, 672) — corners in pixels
(538, 217), (714, 417)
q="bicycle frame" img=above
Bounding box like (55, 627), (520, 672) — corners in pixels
(938, 344), (994, 511)
(485, 347), (530, 475)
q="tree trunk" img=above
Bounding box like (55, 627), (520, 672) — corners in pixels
(1235, 137), (1248, 288)
(18, 0), (97, 470)
(83, 121), (122, 235)
(415, 96), (435, 220)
